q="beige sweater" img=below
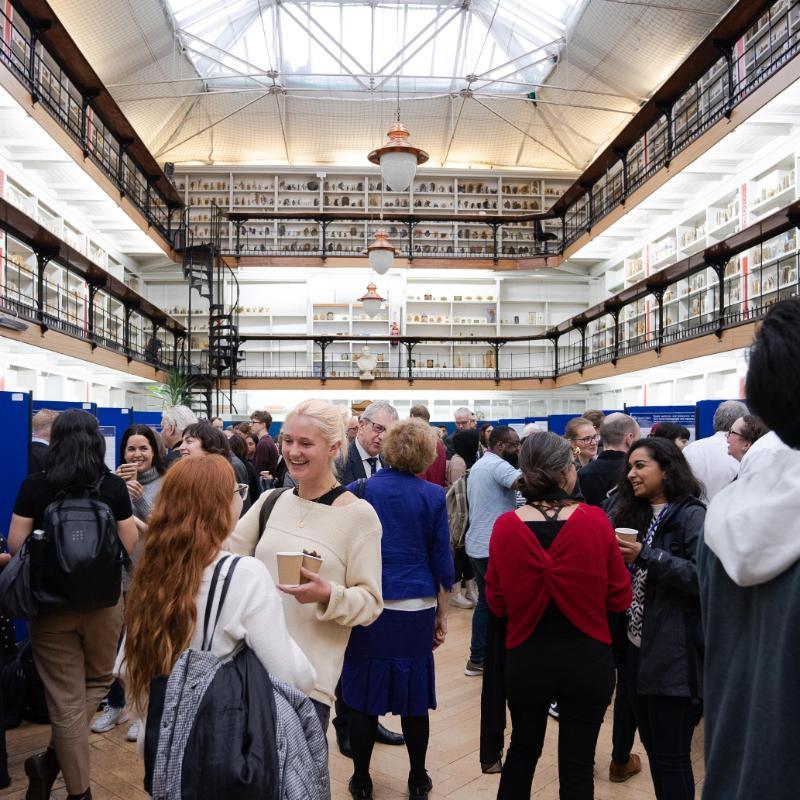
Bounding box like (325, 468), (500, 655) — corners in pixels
(226, 489), (383, 706)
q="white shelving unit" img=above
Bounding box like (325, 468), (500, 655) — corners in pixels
(175, 168), (574, 257)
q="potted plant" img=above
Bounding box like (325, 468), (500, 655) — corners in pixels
(148, 368), (196, 407)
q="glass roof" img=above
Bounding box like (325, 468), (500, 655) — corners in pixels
(166, 0), (583, 99)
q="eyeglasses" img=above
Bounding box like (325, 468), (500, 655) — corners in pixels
(363, 419), (388, 435)
(233, 483), (249, 501)
(572, 434), (600, 445)
(726, 430), (750, 442)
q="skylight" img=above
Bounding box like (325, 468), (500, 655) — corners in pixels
(166, 0), (583, 100)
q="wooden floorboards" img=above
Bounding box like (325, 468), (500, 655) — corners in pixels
(2, 605), (705, 798)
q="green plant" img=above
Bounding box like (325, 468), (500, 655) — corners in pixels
(148, 369), (195, 407)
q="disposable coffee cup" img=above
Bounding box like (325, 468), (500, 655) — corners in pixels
(615, 527), (639, 544)
(276, 552), (304, 586)
(119, 463), (138, 480)
(300, 553), (323, 584)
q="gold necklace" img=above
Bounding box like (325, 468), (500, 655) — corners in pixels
(296, 483), (339, 528)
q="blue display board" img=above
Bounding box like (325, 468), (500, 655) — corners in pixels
(524, 416), (550, 431)
(625, 405), (696, 440)
(547, 414), (579, 436)
(97, 407), (133, 469)
(0, 390), (32, 539)
(132, 410), (163, 431)
(32, 400), (97, 414)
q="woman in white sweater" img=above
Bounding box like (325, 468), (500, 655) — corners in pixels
(227, 399), (383, 729)
(121, 454), (315, 726)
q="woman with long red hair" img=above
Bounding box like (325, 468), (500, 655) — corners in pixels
(120, 454), (315, 729)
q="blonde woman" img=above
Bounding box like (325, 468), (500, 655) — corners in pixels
(226, 399), (383, 730)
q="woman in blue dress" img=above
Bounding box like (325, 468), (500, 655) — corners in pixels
(344, 418), (454, 800)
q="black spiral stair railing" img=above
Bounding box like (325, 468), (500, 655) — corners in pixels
(180, 202), (241, 418)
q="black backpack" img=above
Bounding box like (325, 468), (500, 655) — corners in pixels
(32, 475), (124, 611)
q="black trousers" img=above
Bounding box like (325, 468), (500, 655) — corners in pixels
(497, 633), (615, 800)
(628, 645), (699, 800)
(611, 638), (638, 764)
(453, 547), (474, 584)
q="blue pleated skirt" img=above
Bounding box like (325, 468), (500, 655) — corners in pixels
(341, 607), (437, 717)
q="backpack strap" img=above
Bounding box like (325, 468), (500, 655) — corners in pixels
(201, 555), (229, 651)
(202, 556), (241, 651)
(257, 488), (292, 543)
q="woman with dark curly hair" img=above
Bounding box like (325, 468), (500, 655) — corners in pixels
(341, 418), (454, 800)
(611, 437), (705, 800)
(485, 431), (631, 799)
(179, 422), (252, 514)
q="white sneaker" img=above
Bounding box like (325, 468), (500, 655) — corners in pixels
(464, 579), (479, 604)
(91, 705), (129, 733)
(450, 591), (474, 609)
(126, 719), (142, 742)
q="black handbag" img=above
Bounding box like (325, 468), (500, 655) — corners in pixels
(0, 542), (38, 620)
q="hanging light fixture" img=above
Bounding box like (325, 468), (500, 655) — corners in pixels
(368, 75), (428, 192)
(358, 282), (385, 318)
(366, 228), (395, 274)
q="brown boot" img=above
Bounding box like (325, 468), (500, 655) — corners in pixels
(24, 747), (60, 800)
(609, 753), (642, 783)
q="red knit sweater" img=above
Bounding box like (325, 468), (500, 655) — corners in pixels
(485, 504), (632, 648)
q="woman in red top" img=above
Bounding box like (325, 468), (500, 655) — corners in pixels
(485, 431), (632, 799)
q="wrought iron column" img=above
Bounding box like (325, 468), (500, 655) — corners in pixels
(611, 308), (621, 366)
(317, 338), (331, 384)
(652, 288), (666, 354)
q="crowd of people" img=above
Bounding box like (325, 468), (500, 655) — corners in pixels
(1, 296), (798, 800)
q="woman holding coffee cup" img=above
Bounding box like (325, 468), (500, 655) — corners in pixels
(611, 438), (705, 800)
(227, 399), (382, 732)
(484, 431), (631, 799)
(117, 425), (166, 525)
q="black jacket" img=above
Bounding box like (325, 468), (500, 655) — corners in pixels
(612, 496), (705, 698)
(578, 450), (627, 507)
(28, 441), (48, 475)
(337, 440), (384, 484)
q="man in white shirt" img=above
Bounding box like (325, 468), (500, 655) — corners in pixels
(682, 400), (748, 501)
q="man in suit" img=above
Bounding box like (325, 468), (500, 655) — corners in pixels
(334, 400), (404, 756)
(29, 409), (58, 474)
(338, 400), (398, 484)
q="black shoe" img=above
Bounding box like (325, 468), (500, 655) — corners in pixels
(67, 791), (92, 800)
(24, 748), (60, 800)
(335, 725), (353, 759)
(348, 776), (373, 799)
(408, 771), (433, 799)
(375, 722), (404, 746)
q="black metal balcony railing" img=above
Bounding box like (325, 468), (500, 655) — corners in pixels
(560, 0), (800, 249)
(0, 2), (179, 241)
(225, 198), (799, 382)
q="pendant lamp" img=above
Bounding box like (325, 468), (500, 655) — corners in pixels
(366, 229), (395, 274)
(368, 122), (429, 192)
(358, 282), (385, 318)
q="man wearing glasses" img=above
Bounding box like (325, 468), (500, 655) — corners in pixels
(445, 406), (477, 458)
(339, 400), (399, 484)
(683, 400), (748, 501)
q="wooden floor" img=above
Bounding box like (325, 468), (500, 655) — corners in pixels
(2, 605), (705, 799)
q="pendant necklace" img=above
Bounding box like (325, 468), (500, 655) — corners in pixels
(297, 483), (339, 528)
